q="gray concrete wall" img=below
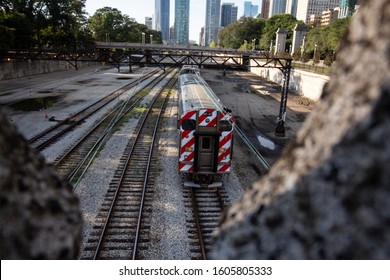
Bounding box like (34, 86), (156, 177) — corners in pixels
(0, 60), (99, 80)
(250, 60), (330, 101)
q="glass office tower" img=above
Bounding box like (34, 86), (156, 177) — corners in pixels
(221, 3), (238, 27)
(174, 0), (190, 45)
(205, 0), (221, 46)
(155, 0), (170, 43)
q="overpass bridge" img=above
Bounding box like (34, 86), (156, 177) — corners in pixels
(1, 42), (292, 136)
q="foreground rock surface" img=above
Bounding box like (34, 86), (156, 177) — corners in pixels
(212, 0), (390, 259)
(0, 113), (81, 259)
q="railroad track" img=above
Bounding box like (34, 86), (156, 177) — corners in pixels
(53, 69), (172, 187)
(79, 70), (177, 260)
(27, 68), (160, 151)
(184, 187), (229, 260)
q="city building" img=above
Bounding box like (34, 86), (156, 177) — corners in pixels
(285, 0), (298, 17)
(261, 0), (270, 18)
(199, 27), (205, 47)
(154, 0), (170, 43)
(309, 14), (321, 27)
(169, 25), (175, 43)
(205, 0), (221, 46)
(145, 17), (153, 29)
(221, 3), (238, 27)
(297, 0), (340, 25)
(321, 8), (339, 25)
(174, 0), (190, 45)
(338, 0), (357, 18)
(269, 0), (287, 17)
(244, 1), (259, 17)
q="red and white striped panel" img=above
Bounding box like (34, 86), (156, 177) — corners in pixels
(198, 109), (217, 127)
(217, 131), (233, 173)
(179, 111), (196, 173)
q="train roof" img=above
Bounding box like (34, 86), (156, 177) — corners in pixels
(179, 65), (200, 75)
(178, 73), (224, 114)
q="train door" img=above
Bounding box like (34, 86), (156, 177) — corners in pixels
(198, 136), (215, 172)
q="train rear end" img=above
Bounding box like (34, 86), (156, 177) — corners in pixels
(178, 73), (234, 187)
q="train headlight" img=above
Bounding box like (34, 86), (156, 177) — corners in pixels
(185, 147), (193, 152)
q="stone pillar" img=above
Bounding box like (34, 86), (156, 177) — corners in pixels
(275, 28), (287, 55)
(291, 24), (307, 55)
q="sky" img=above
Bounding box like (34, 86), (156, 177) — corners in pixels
(84, 0), (262, 44)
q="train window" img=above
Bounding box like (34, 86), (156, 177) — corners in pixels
(202, 138), (211, 149)
(220, 120), (233, 131)
(182, 119), (196, 130)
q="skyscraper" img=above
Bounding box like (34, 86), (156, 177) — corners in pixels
(297, 0), (340, 24)
(174, 0), (190, 45)
(338, 0), (357, 18)
(205, 0), (221, 46)
(261, 0), (271, 18)
(285, 0), (298, 17)
(269, 0), (287, 17)
(221, 3), (238, 27)
(154, 0), (170, 43)
(244, 1), (259, 17)
(145, 17), (153, 29)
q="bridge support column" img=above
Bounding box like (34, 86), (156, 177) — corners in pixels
(275, 59), (292, 137)
(128, 51), (132, 73)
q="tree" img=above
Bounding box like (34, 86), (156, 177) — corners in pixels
(304, 17), (351, 64)
(259, 14), (303, 51)
(219, 17), (265, 49)
(0, 0), (93, 50)
(88, 7), (162, 44)
(0, 10), (33, 49)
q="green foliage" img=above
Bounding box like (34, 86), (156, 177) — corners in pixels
(0, 0), (94, 50)
(259, 14), (303, 51)
(88, 7), (162, 44)
(218, 13), (349, 62)
(304, 17), (351, 61)
(219, 17), (265, 49)
(0, 10), (33, 48)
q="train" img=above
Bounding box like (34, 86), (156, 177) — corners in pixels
(177, 65), (235, 187)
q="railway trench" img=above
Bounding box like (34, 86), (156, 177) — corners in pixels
(0, 66), (314, 259)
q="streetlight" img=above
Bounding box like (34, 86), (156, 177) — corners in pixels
(141, 32), (145, 44)
(301, 36), (306, 61)
(244, 40), (247, 50)
(313, 43), (318, 65)
(252, 39), (256, 51)
(150, 34), (153, 44)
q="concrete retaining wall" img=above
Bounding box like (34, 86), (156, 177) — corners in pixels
(250, 61), (330, 101)
(0, 60), (99, 80)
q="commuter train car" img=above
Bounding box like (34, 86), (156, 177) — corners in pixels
(178, 66), (235, 187)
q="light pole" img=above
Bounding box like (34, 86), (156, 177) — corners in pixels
(313, 43), (318, 64)
(270, 40), (273, 53)
(141, 32), (145, 44)
(252, 39), (256, 51)
(301, 36), (306, 61)
(244, 40), (247, 50)
(150, 34), (153, 44)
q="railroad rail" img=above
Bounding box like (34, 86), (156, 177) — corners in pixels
(184, 188), (229, 260)
(79, 69), (177, 260)
(4, 44), (292, 136)
(235, 125), (271, 171)
(53, 69), (171, 187)
(27, 68), (160, 151)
